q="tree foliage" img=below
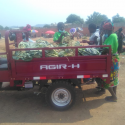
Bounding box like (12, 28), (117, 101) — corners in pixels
(4, 26), (9, 30)
(86, 12), (108, 25)
(0, 25), (4, 30)
(43, 24), (51, 28)
(112, 14), (125, 23)
(66, 14), (84, 24)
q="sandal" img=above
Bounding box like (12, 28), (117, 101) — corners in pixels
(105, 96), (117, 102)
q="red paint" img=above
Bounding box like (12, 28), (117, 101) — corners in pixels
(0, 30), (112, 87)
(84, 75), (90, 78)
(40, 77), (46, 79)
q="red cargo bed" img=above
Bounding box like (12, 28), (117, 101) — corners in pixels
(0, 30), (112, 86)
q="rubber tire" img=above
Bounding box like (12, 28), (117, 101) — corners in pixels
(46, 81), (76, 111)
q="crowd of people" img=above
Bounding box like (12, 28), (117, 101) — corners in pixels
(52, 20), (124, 102)
(0, 19), (124, 103)
(18, 21), (124, 102)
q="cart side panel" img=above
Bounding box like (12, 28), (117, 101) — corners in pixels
(0, 70), (10, 82)
(14, 57), (107, 77)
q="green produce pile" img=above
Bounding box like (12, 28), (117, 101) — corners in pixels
(12, 37), (101, 61)
(78, 48), (100, 56)
(13, 40), (58, 61)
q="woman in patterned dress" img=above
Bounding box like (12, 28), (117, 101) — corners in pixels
(102, 22), (119, 102)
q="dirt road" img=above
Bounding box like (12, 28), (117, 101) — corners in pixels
(0, 38), (125, 125)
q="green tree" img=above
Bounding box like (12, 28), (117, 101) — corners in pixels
(43, 24), (51, 28)
(86, 12), (108, 25)
(66, 14), (84, 24)
(112, 14), (125, 23)
(4, 26), (9, 30)
(0, 25), (4, 30)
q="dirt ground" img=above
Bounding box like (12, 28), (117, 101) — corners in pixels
(0, 38), (125, 125)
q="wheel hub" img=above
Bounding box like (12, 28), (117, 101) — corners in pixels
(51, 88), (71, 107)
(58, 93), (65, 99)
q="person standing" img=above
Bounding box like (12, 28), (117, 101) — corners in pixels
(88, 23), (100, 45)
(95, 21), (106, 94)
(88, 24), (100, 83)
(102, 22), (119, 102)
(97, 21), (106, 45)
(22, 24), (31, 41)
(53, 22), (69, 43)
(117, 28), (125, 55)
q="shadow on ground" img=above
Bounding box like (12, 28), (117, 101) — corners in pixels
(0, 87), (107, 123)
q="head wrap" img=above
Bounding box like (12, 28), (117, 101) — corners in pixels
(103, 22), (113, 31)
(105, 19), (114, 26)
(23, 24), (31, 31)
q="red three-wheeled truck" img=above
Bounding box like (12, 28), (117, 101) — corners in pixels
(0, 30), (112, 110)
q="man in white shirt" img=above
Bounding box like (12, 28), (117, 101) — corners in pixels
(97, 21), (106, 45)
(88, 24), (100, 84)
(88, 24), (100, 45)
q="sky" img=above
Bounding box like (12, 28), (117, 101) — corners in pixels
(0, 0), (125, 27)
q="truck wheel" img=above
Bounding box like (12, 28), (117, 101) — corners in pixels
(46, 81), (75, 110)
